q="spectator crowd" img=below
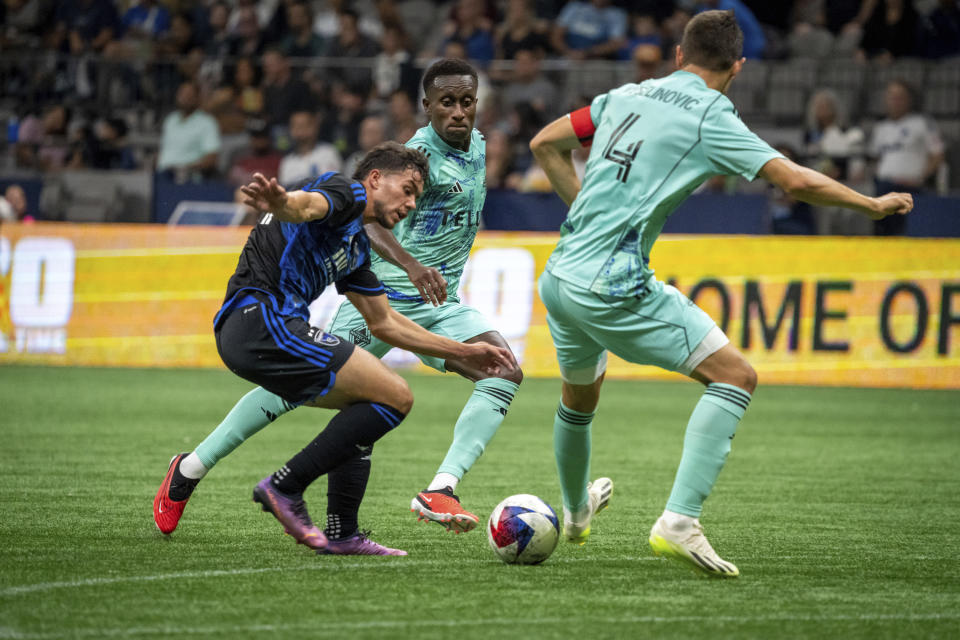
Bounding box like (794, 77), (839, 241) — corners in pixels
(0, 0), (956, 234)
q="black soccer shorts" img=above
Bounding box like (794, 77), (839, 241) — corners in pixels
(215, 294), (355, 406)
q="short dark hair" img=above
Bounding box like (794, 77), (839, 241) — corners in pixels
(352, 141), (429, 183)
(421, 58), (478, 95)
(680, 10), (743, 72)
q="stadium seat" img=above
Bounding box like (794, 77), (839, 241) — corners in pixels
(39, 170), (151, 223)
(769, 59), (818, 89)
(929, 60), (960, 87)
(768, 87), (807, 122)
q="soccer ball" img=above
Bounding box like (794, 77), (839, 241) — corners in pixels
(487, 494), (560, 565)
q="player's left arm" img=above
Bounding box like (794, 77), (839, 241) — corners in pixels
(365, 223), (447, 306)
(529, 111), (589, 206)
(240, 172), (329, 223)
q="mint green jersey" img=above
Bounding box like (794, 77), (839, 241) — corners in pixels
(546, 70), (783, 297)
(372, 124), (486, 303)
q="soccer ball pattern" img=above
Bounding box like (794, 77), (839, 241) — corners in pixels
(487, 494), (560, 565)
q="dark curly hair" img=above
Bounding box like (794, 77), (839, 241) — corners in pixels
(352, 141), (429, 182)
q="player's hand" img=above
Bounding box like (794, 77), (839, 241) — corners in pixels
(868, 192), (914, 220)
(462, 342), (517, 377)
(240, 173), (287, 214)
(407, 263), (447, 306)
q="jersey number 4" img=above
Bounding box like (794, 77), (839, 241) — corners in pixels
(602, 113), (643, 183)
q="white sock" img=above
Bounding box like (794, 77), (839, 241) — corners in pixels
(427, 472), (459, 492)
(661, 509), (697, 531)
(179, 452), (209, 480)
(563, 503), (592, 525)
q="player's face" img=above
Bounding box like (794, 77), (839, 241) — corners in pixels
(369, 168), (424, 229)
(423, 75), (478, 150)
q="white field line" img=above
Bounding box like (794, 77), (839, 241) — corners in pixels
(0, 556), (660, 598)
(1, 613), (958, 638)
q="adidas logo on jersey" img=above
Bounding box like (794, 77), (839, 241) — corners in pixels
(447, 182), (464, 194)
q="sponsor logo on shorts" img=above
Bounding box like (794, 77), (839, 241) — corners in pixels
(349, 326), (371, 347)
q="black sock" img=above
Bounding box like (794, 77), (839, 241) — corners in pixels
(325, 446), (372, 539)
(168, 459), (199, 501)
(271, 402), (404, 495)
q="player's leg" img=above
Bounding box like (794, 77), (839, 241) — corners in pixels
(649, 338), (753, 577)
(256, 345), (411, 555)
(539, 270), (614, 543)
(605, 284), (750, 577)
(322, 299), (405, 549)
(409, 326), (523, 532)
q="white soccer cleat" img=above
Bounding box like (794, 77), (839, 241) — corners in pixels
(563, 477), (613, 544)
(649, 515), (739, 577)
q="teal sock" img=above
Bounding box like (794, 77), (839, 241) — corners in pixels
(666, 383), (752, 517)
(436, 378), (518, 478)
(194, 387), (295, 469)
(554, 402), (593, 512)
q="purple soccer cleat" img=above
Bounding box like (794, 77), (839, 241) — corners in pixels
(319, 530), (407, 556)
(252, 476), (328, 551)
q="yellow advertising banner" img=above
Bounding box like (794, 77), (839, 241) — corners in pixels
(2, 223), (958, 389)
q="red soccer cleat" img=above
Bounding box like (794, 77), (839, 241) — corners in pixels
(410, 487), (480, 533)
(153, 453), (198, 535)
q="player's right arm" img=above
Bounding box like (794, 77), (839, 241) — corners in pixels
(529, 110), (589, 206)
(345, 291), (515, 375)
(364, 223), (448, 306)
(759, 157), (913, 220)
(240, 172), (329, 224)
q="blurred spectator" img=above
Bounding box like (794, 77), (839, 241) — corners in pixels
(858, 0), (918, 61)
(229, 5), (264, 58)
(277, 110), (342, 187)
(441, 0), (495, 64)
(228, 119), (283, 186)
(327, 9), (380, 57)
(343, 114), (387, 177)
(261, 49), (313, 129)
(313, 0), (381, 40)
(920, 0), (960, 59)
(206, 57), (264, 135)
(769, 144), (816, 235)
(550, 0), (627, 60)
(803, 89), (869, 235)
(387, 89), (421, 142)
(501, 49), (558, 119)
(15, 104), (73, 171)
(153, 13), (204, 101)
(693, 1), (765, 59)
(157, 81), (222, 181)
(1, 0), (52, 49)
(495, 0), (550, 60)
(325, 81), (367, 157)
(660, 7), (692, 56)
(202, 2), (232, 57)
(619, 13), (661, 60)
(49, 0), (117, 55)
(373, 22), (417, 100)
(326, 9), (380, 89)
(632, 43), (663, 82)
(0, 185), (32, 223)
(77, 117), (137, 170)
(279, 2), (324, 57)
(485, 128), (522, 190)
(869, 80), (945, 235)
(103, 0), (171, 61)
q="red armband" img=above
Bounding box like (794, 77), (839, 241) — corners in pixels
(569, 106), (596, 147)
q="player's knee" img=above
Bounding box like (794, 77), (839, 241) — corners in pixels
(737, 362), (758, 394)
(500, 365), (523, 386)
(387, 378), (414, 415)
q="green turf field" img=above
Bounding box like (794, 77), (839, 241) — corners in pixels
(1, 365), (958, 639)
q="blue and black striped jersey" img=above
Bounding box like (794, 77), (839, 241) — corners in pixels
(216, 172), (384, 326)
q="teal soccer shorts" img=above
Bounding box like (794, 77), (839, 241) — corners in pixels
(538, 270), (728, 384)
(326, 298), (495, 372)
